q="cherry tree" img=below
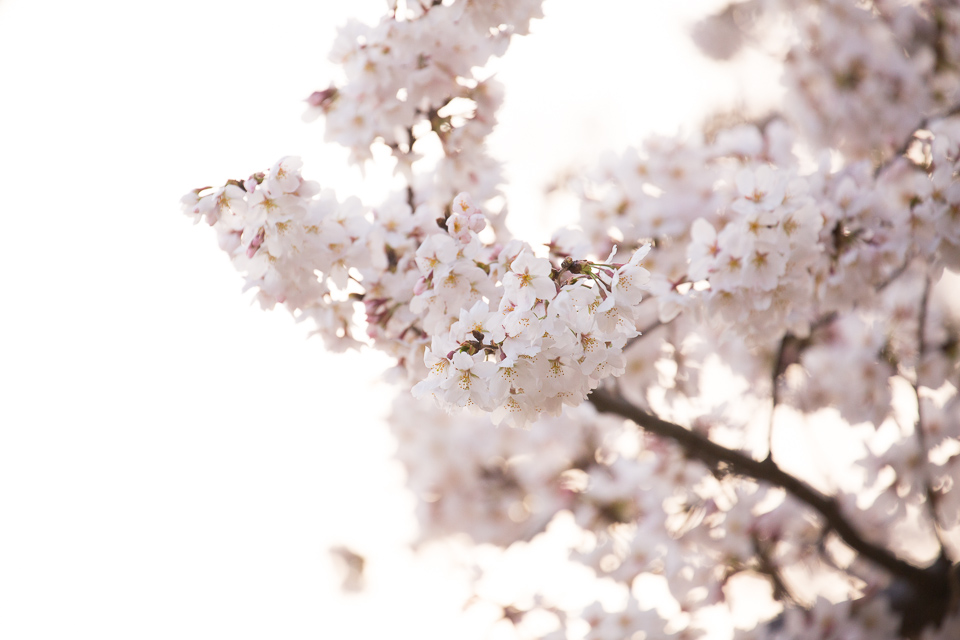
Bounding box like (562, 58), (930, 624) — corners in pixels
(182, 1), (960, 638)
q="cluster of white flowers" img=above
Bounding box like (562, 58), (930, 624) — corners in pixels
(694, 0), (960, 162)
(181, 157), (378, 351)
(908, 118), (960, 271)
(565, 122), (804, 332)
(789, 312), (896, 427)
(778, 0), (936, 160)
(185, 0), (960, 638)
(688, 164), (823, 340)
(304, 0), (542, 207)
(411, 194), (651, 425)
(184, 177), (652, 423)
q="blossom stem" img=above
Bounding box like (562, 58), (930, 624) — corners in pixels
(912, 274), (949, 558)
(766, 335), (789, 462)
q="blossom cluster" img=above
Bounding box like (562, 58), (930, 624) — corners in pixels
(304, 0), (543, 207)
(181, 156), (377, 352)
(184, 173), (652, 425)
(688, 164), (823, 340)
(695, 0), (960, 162)
(410, 196), (652, 425)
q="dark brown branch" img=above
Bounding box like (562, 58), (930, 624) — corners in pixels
(588, 387), (946, 592)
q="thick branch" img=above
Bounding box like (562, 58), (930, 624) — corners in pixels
(588, 387), (945, 591)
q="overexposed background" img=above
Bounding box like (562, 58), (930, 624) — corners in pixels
(0, 1), (778, 638)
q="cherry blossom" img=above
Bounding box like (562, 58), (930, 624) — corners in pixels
(184, 1), (960, 638)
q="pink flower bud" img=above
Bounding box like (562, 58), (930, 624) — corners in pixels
(246, 227), (265, 258)
(306, 86), (338, 109)
(468, 213), (486, 233)
(413, 276), (429, 296)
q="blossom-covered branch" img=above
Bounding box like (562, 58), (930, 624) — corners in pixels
(184, 0), (960, 638)
(587, 386), (946, 592)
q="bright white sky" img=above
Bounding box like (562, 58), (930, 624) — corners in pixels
(0, 1), (778, 638)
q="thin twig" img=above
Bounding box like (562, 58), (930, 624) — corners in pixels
(911, 275), (949, 558)
(623, 316), (671, 352)
(753, 534), (800, 606)
(767, 336), (789, 462)
(876, 256), (913, 294)
(874, 103), (960, 179)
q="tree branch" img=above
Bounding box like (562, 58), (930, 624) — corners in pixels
(587, 387), (947, 592)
